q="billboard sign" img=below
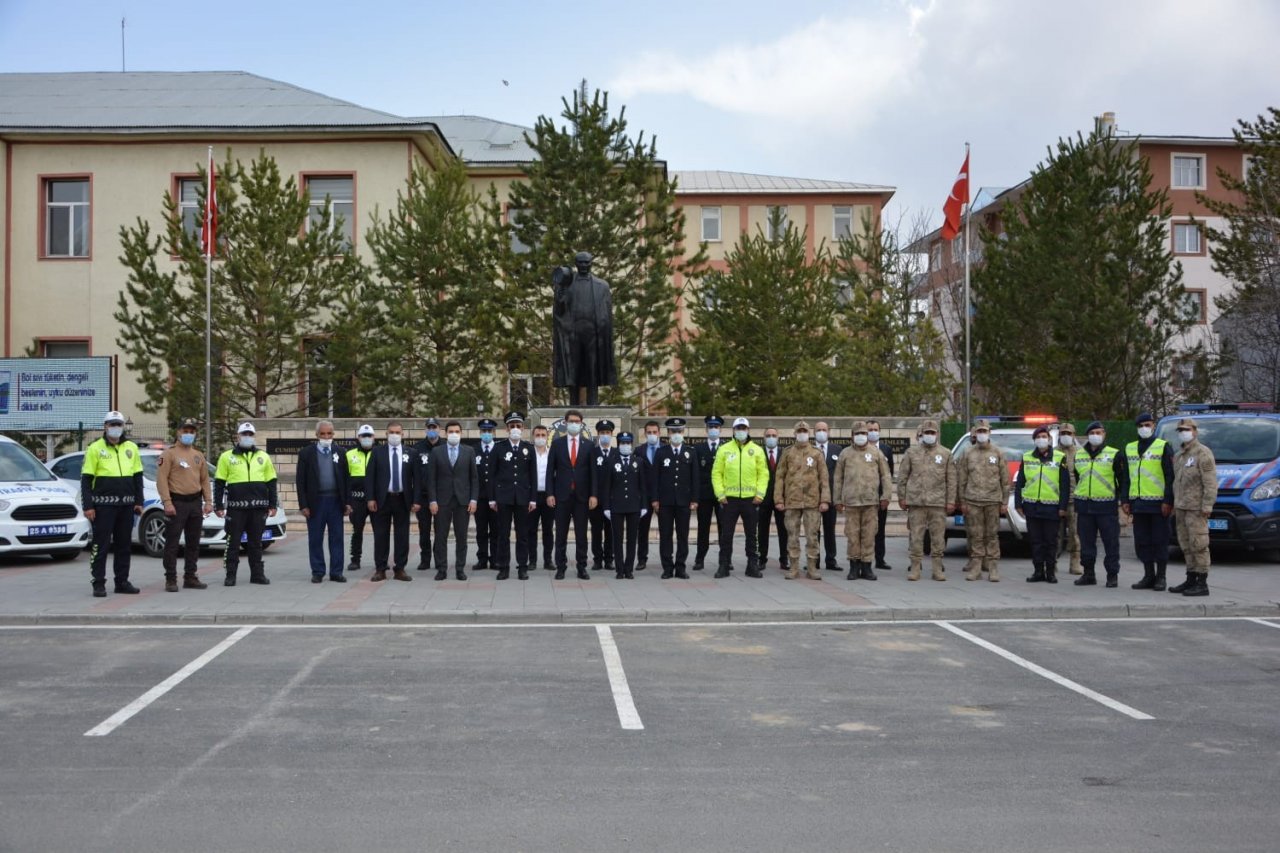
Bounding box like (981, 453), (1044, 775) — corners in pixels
(0, 357), (114, 431)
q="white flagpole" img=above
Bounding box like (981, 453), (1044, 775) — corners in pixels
(962, 141), (972, 429)
(204, 146), (213, 455)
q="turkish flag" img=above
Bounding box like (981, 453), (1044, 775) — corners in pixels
(202, 159), (218, 257)
(941, 151), (969, 241)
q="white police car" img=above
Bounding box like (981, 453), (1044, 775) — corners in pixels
(0, 435), (90, 560)
(945, 419), (1063, 543)
(47, 448), (287, 558)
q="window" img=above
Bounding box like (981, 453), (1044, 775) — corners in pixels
(765, 205), (789, 240)
(177, 177), (202, 240)
(1172, 154), (1205, 189)
(1173, 222), (1202, 255)
(304, 338), (353, 418)
(304, 175), (354, 249)
(1179, 289), (1207, 324)
(508, 207), (533, 254)
(39, 339), (90, 358)
(43, 178), (90, 258)
(833, 206), (853, 240)
(930, 245), (942, 272)
(701, 206), (721, 242)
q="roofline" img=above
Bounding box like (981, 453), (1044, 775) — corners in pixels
(0, 123), (456, 155)
(673, 186), (896, 195)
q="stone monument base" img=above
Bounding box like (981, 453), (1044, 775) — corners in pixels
(528, 405), (633, 439)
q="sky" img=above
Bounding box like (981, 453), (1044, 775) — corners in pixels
(2, 0), (1278, 231)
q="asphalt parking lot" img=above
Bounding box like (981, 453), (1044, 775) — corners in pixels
(2, 617), (1279, 852)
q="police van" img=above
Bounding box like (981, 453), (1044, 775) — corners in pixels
(1155, 404), (1280, 554)
(0, 435), (91, 560)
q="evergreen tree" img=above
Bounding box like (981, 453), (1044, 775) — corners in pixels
(501, 87), (706, 408)
(971, 131), (1199, 418)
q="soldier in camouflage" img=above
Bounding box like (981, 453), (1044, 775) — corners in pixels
(773, 421), (831, 580)
(956, 419), (1011, 582)
(834, 421), (891, 581)
(896, 419), (956, 582)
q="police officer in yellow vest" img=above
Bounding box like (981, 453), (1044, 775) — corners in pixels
(1016, 424), (1070, 583)
(81, 410), (145, 597)
(1056, 423), (1084, 575)
(345, 424), (376, 571)
(214, 422), (279, 586)
(1072, 421), (1130, 588)
(1121, 412), (1174, 591)
(711, 417), (770, 578)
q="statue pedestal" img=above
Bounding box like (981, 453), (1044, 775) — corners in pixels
(528, 406), (633, 439)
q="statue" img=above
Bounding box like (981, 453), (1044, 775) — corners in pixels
(552, 251), (616, 406)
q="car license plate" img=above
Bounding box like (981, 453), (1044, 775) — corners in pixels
(27, 524), (68, 536)
(1207, 518), (1228, 531)
(240, 530), (273, 542)
(954, 515), (964, 526)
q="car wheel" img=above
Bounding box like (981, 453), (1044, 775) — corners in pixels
(49, 549), (81, 561)
(140, 511), (167, 558)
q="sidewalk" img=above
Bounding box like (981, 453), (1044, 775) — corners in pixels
(1, 532), (1277, 624)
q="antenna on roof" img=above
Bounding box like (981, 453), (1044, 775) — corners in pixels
(120, 17), (126, 72)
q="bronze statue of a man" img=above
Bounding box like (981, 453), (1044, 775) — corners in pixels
(552, 252), (616, 406)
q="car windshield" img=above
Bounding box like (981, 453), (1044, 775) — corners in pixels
(1158, 417), (1280, 464)
(142, 455), (159, 481)
(0, 443), (58, 482)
(952, 432), (1037, 463)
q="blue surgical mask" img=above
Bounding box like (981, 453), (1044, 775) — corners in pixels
(359, 437), (374, 450)
(619, 444), (633, 456)
(105, 426), (124, 440)
(599, 435), (612, 448)
(480, 432), (493, 444)
(764, 436), (779, 449)
(707, 428), (720, 440)
(670, 433), (684, 446)
(566, 422), (583, 436)
(238, 436), (255, 449)
(734, 430), (748, 443)
(646, 434), (660, 446)
(426, 429), (439, 441)
(179, 433), (196, 446)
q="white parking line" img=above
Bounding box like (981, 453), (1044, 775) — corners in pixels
(595, 625), (643, 731)
(934, 621), (1154, 721)
(83, 626), (256, 737)
(1248, 618), (1280, 631)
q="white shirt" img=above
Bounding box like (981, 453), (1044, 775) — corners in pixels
(535, 447), (549, 491)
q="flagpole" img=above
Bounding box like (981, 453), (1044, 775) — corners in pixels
(962, 141), (972, 429)
(204, 146), (213, 456)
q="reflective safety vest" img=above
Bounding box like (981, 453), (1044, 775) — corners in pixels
(1074, 445), (1119, 500)
(1021, 449), (1065, 504)
(1126, 439), (1167, 501)
(346, 447), (372, 478)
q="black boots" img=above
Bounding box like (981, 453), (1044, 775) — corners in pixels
(91, 581), (106, 598)
(1074, 566), (1097, 586)
(714, 565), (731, 578)
(1168, 571), (1193, 594)
(1027, 563), (1046, 583)
(183, 573), (207, 589)
(114, 580), (140, 594)
(1045, 563), (1057, 584)
(1179, 572), (1209, 597)
(847, 560), (858, 581)
(1152, 563), (1167, 592)
(1132, 563), (1156, 589)
(164, 573), (180, 593)
(861, 561), (878, 581)
(846, 561), (877, 581)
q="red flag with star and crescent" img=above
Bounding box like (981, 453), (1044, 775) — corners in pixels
(941, 151), (969, 241)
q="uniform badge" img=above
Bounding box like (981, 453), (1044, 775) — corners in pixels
(420, 453), (429, 464)
(683, 451), (690, 460)
(614, 462), (622, 473)
(988, 456), (997, 464)
(521, 448), (529, 457)
(504, 452), (513, 461)
(99, 449), (109, 458)
(1185, 458), (1196, 467)
(597, 457), (604, 466)
(125, 449), (133, 459)
(727, 453), (737, 462)
(934, 455), (943, 464)
(806, 457), (815, 467)
(178, 460), (190, 469)
(864, 453), (872, 462)
(663, 458), (671, 467)
(258, 457), (266, 465)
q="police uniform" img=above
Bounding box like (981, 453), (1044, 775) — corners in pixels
(650, 417), (700, 578)
(489, 412), (537, 580)
(214, 423), (278, 585)
(413, 418), (444, 571)
(600, 432), (649, 579)
(692, 414), (724, 570)
(589, 420), (618, 571)
(154, 416), (212, 591)
(1016, 429), (1070, 584)
(1123, 412), (1175, 591)
(80, 411), (145, 595)
(773, 420), (830, 579)
(1072, 422), (1129, 588)
(711, 418), (770, 578)
(833, 422), (892, 580)
(345, 425), (376, 571)
(1056, 423), (1084, 575)
(473, 418), (499, 569)
(956, 419), (1012, 581)
(1170, 418), (1216, 597)
(897, 419), (955, 582)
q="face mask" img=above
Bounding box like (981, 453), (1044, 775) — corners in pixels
(106, 426), (124, 440)
(1087, 434), (1104, 447)
(426, 430), (439, 442)
(853, 434), (868, 447)
(359, 437), (374, 449)
(317, 439), (332, 451)
(975, 433), (990, 444)
(566, 422), (583, 436)
(179, 433), (196, 446)
(387, 434), (402, 448)
(1034, 437), (1050, 450)
(446, 433), (461, 446)
(670, 433), (684, 446)
(795, 433), (809, 444)
(509, 428), (523, 441)
(1177, 429), (1193, 443)
(619, 444), (633, 456)
(1059, 434), (1074, 447)
(734, 430), (749, 443)
(764, 436), (779, 449)
(1138, 426), (1154, 440)
(534, 436), (547, 448)
(868, 431), (880, 443)
(238, 436), (255, 449)
(646, 434), (660, 446)
(707, 428), (720, 440)
(599, 435), (612, 448)
(480, 432), (493, 444)
(921, 433), (937, 446)
(815, 430), (828, 443)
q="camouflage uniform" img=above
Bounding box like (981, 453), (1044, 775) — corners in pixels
(956, 419), (1011, 581)
(1056, 424), (1084, 575)
(834, 422), (892, 580)
(1170, 419), (1217, 596)
(897, 419), (956, 581)
(774, 421), (831, 579)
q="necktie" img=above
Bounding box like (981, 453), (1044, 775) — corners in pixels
(570, 438), (577, 467)
(769, 450), (776, 470)
(391, 448), (400, 492)
(449, 446), (457, 467)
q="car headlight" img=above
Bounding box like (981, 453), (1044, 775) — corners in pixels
(1250, 478), (1280, 501)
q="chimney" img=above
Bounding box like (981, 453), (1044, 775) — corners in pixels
(1095, 111), (1117, 137)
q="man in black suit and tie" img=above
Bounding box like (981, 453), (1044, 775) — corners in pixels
(365, 421), (415, 582)
(412, 417), (444, 572)
(547, 408), (593, 580)
(636, 420), (662, 571)
(693, 414), (724, 571)
(296, 419), (350, 583)
(425, 420), (477, 581)
(756, 425), (790, 573)
(814, 420), (843, 571)
(868, 419), (895, 571)
(473, 418), (499, 570)
(489, 411), (537, 580)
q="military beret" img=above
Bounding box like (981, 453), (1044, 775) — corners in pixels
(478, 418), (498, 430)
(596, 420), (615, 432)
(665, 417), (686, 429)
(704, 415), (724, 427)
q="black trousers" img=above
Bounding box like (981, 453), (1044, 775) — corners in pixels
(348, 496), (370, 563)
(224, 508), (267, 578)
(372, 493), (411, 571)
(874, 506), (888, 564)
(756, 500), (789, 566)
(473, 499), (496, 566)
(590, 505), (614, 566)
(611, 511), (640, 572)
(822, 505), (839, 567)
(416, 505), (434, 567)
(495, 502), (530, 570)
(89, 504), (135, 583)
(658, 504), (692, 569)
(1132, 511), (1171, 565)
(694, 499), (721, 564)
(719, 498), (759, 570)
(433, 500), (470, 570)
(1078, 510), (1121, 575)
(524, 491), (554, 566)
(1026, 514), (1060, 567)
(554, 492), (591, 570)
(636, 503), (655, 563)
(162, 497), (204, 575)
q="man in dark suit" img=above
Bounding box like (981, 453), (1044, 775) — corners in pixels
(424, 420), (476, 581)
(547, 408), (593, 580)
(869, 419), (895, 571)
(365, 421), (415, 582)
(636, 420), (662, 570)
(296, 420), (350, 583)
(814, 420), (843, 571)
(650, 417), (700, 579)
(588, 419), (618, 572)
(693, 414), (724, 570)
(525, 423), (555, 570)
(756, 425), (790, 573)
(489, 411), (537, 580)
(412, 417), (444, 572)
(472, 418), (499, 570)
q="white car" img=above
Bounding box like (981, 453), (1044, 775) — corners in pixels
(0, 435), (91, 560)
(945, 426), (1062, 543)
(47, 448), (287, 558)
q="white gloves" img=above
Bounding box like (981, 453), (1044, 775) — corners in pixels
(604, 510), (612, 520)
